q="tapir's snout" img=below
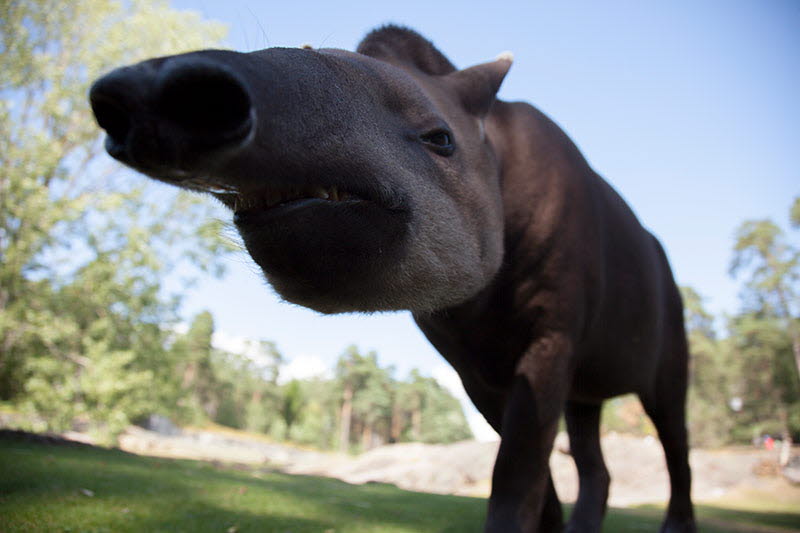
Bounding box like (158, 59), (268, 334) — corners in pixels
(90, 56), (254, 176)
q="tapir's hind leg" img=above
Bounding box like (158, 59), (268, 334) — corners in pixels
(564, 400), (609, 533)
(640, 340), (696, 533)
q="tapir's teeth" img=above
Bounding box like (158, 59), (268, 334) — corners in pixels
(205, 185), (234, 194)
(233, 184), (359, 212)
(181, 176), (238, 194)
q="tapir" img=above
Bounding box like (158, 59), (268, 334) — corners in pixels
(89, 25), (695, 533)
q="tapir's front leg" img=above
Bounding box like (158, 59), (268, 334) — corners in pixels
(486, 335), (572, 533)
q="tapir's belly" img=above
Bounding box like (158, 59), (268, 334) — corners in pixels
(569, 343), (661, 402)
(569, 297), (665, 401)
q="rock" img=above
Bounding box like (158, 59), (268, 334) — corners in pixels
(142, 414), (181, 436)
(782, 455), (800, 485)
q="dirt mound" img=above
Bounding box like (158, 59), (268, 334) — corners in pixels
(287, 440), (499, 496)
(290, 432), (793, 507)
(551, 432), (773, 506)
(109, 425), (343, 468)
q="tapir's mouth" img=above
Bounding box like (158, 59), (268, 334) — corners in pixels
(228, 185), (360, 213)
(172, 176), (394, 223)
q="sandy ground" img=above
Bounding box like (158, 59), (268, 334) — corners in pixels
(58, 425), (798, 508)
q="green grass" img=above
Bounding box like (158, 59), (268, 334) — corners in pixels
(1, 433), (798, 532)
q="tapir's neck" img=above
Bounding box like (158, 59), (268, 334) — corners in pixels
(487, 100), (597, 314)
(414, 100), (600, 392)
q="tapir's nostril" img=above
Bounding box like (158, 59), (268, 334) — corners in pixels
(90, 93), (132, 145)
(90, 59), (254, 170)
(156, 63), (253, 144)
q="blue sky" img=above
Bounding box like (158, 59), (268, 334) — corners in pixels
(156, 1), (798, 437)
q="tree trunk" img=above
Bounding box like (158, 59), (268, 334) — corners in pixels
(182, 362), (196, 389)
(774, 283), (800, 381)
(390, 404), (403, 443)
(411, 407), (422, 441)
(339, 384), (353, 452)
(361, 423), (373, 451)
(793, 336), (800, 388)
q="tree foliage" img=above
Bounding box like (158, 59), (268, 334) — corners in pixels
(0, 0), (230, 442)
(170, 311), (219, 424)
(333, 346), (472, 451)
(673, 196), (800, 447)
(209, 342), (283, 434)
(728, 198), (800, 442)
(281, 379), (305, 440)
(681, 287), (736, 446)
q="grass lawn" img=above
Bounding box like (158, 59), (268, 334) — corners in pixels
(1, 431), (797, 533)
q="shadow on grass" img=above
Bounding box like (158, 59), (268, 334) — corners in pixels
(631, 503), (800, 533)
(0, 434), (485, 533)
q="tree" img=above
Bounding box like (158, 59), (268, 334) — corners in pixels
(404, 370), (473, 444)
(288, 377), (339, 449)
(255, 340), (285, 385)
(170, 311), (219, 423)
(0, 0), (230, 442)
(729, 198), (800, 451)
(420, 391), (473, 443)
(210, 346), (283, 434)
(335, 346), (381, 451)
(731, 207), (800, 378)
(680, 286), (736, 446)
(280, 379), (305, 440)
(351, 359), (393, 450)
(681, 286), (717, 341)
(727, 313), (798, 444)
(396, 370), (427, 441)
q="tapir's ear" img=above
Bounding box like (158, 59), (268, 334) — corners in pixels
(448, 52), (513, 117)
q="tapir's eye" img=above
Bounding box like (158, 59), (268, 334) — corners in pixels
(420, 129), (455, 156)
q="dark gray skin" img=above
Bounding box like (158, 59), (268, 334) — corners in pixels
(89, 26), (695, 533)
